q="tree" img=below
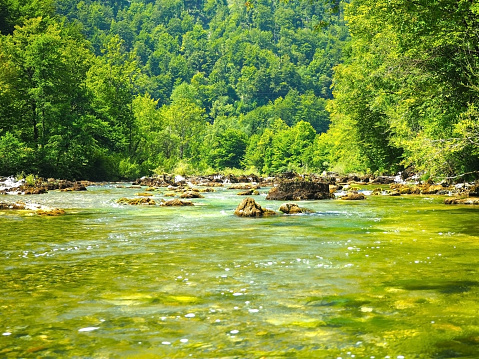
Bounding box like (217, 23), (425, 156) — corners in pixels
(208, 128), (247, 169)
(0, 132), (33, 175)
(86, 35), (140, 155)
(0, 16), (100, 178)
(326, 0), (479, 177)
(160, 98), (206, 162)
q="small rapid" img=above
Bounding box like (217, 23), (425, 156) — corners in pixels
(1, 184), (479, 358)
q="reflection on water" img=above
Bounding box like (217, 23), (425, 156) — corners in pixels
(1, 185), (479, 358)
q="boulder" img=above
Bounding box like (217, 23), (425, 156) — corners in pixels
(340, 192), (366, 200)
(162, 199), (194, 206)
(133, 175), (174, 187)
(444, 197), (479, 205)
(21, 186), (48, 195)
(468, 184), (479, 197)
(278, 203), (310, 214)
(234, 197), (276, 217)
(36, 208), (66, 216)
(180, 192), (204, 199)
(421, 184), (446, 194)
(370, 176), (396, 184)
(237, 189), (259, 196)
(0, 201), (27, 210)
(117, 197), (157, 205)
(266, 181), (330, 201)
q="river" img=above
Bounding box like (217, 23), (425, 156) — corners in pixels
(1, 184), (479, 358)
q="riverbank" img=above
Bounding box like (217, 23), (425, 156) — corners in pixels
(1, 172), (478, 204)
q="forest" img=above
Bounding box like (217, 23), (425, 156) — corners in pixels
(0, 0), (478, 181)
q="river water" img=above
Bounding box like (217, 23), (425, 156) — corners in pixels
(1, 184), (479, 358)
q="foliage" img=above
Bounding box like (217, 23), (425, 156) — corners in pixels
(326, 0), (479, 178)
(0, 132), (33, 175)
(0, 0), (349, 178)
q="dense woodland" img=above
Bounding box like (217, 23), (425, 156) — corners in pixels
(0, 0), (478, 181)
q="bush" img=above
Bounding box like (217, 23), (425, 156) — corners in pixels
(0, 132), (33, 176)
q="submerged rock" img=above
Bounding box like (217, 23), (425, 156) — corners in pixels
(162, 199), (194, 206)
(228, 184), (260, 190)
(340, 192), (366, 200)
(266, 181), (331, 201)
(36, 208), (66, 216)
(0, 201), (27, 210)
(117, 197), (157, 205)
(444, 198), (479, 205)
(180, 192), (204, 199)
(0, 201), (65, 215)
(234, 197), (276, 217)
(135, 192), (153, 197)
(237, 189), (260, 196)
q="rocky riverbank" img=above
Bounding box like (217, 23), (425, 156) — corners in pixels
(0, 176), (90, 195)
(2, 172), (479, 209)
(132, 172), (479, 200)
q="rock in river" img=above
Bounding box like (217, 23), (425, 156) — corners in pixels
(278, 203), (310, 214)
(444, 197), (479, 205)
(234, 197), (276, 217)
(266, 180), (331, 201)
(162, 199), (194, 206)
(340, 192), (366, 200)
(117, 197), (157, 205)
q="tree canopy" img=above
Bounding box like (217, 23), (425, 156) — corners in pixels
(0, 0), (347, 179)
(1, 0), (478, 181)
(323, 0), (479, 179)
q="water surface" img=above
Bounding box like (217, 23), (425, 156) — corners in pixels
(1, 185), (479, 358)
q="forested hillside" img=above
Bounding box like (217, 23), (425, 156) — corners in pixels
(0, 0), (347, 179)
(2, 0), (478, 181)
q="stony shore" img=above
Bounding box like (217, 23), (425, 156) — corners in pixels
(1, 172), (478, 211)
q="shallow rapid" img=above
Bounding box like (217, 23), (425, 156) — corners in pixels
(1, 184), (479, 358)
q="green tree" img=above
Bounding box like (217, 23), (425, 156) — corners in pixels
(208, 128), (247, 169)
(326, 0), (479, 177)
(0, 16), (100, 178)
(160, 98), (206, 162)
(86, 35), (140, 155)
(0, 132), (33, 175)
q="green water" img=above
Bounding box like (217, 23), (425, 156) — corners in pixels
(1, 185), (479, 358)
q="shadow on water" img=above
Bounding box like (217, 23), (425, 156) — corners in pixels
(384, 280), (479, 294)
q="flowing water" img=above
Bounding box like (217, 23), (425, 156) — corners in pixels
(1, 184), (479, 358)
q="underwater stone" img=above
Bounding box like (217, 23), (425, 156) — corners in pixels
(162, 199), (194, 206)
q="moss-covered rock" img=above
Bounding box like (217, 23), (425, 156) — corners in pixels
(237, 189), (259, 196)
(234, 197), (276, 217)
(340, 192), (366, 200)
(117, 197), (157, 205)
(180, 192), (204, 199)
(162, 199), (194, 206)
(36, 208), (66, 216)
(444, 198), (479, 205)
(279, 202), (311, 214)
